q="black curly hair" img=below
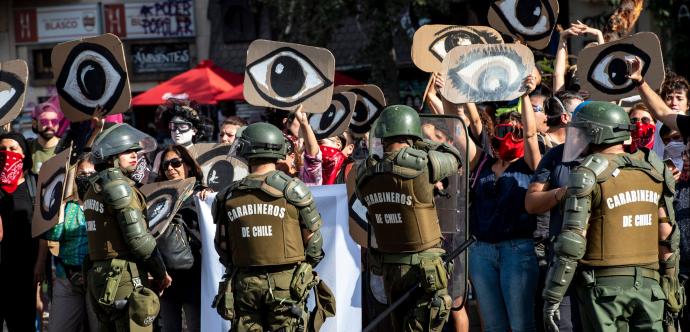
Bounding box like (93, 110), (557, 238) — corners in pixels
(155, 98), (213, 143)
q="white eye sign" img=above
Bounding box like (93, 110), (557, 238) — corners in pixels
(441, 43), (535, 104)
(244, 39), (335, 113)
(488, 0), (559, 50)
(52, 33), (131, 122)
(0, 60), (28, 127)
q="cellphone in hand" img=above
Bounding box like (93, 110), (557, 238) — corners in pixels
(624, 55), (637, 75)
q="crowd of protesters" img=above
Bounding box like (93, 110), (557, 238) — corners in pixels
(1, 19), (690, 332)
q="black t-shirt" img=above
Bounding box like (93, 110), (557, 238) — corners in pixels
(529, 144), (575, 238)
(678, 114), (690, 143)
(0, 180), (39, 275)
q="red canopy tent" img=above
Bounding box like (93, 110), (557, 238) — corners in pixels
(214, 71), (362, 102)
(131, 60), (243, 106)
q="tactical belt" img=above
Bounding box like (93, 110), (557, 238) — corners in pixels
(586, 266), (660, 282)
(381, 248), (445, 265)
(237, 263), (299, 274)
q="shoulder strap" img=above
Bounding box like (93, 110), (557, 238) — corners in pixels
(470, 153), (490, 190)
(25, 172), (36, 202)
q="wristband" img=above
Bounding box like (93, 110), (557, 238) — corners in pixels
(632, 78), (644, 87)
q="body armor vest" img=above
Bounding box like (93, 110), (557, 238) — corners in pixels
(358, 150), (442, 253)
(84, 186), (146, 260)
(224, 174), (305, 267)
(581, 154), (663, 268)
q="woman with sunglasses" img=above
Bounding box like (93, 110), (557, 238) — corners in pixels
(155, 145), (208, 332)
(452, 75), (542, 332)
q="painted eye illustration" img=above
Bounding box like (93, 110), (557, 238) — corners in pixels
(349, 89), (384, 135)
(587, 44), (650, 95)
(429, 27), (503, 62)
(0, 72), (25, 120)
(309, 92), (354, 140)
(41, 169), (65, 220)
(246, 47), (333, 108)
(445, 45), (529, 102)
(56, 43), (126, 115)
(491, 0), (556, 40)
(349, 194), (368, 231)
(146, 189), (175, 231)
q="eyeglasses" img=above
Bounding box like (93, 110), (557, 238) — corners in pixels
(39, 119), (60, 127)
(169, 122), (192, 133)
(163, 158), (183, 169)
(630, 117), (653, 124)
(494, 124), (523, 140)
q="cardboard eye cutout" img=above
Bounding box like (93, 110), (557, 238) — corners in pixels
(140, 177), (196, 237)
(309, 91), (357, 140)
(0, 60), (28, 127)
(412, 25), (504, 73)
(334, 85), (387, 137)
(191, 143), (249, 193)
(577, 32), (664, 101)
(244, 39), (335, 113)
(32, 147), (71, 238)
(52, 33), (131, 122)
(488, 0), (559, 50)
(441, 43), (534, 104)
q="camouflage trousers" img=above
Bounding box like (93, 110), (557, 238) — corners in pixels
(86, 260), (153, 332)
(232, 265), (308, 332)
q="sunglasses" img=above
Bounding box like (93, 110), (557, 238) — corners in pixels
(163, 158), (183, 169)
(630, 117), (653, 125)
(39, 119), (60, 127)
(532, 105), (543, 113)
(169, 122), (192, 133)
(494, 124), (523, 140)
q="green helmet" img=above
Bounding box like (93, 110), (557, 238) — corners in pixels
(374, 105), (423, 140)
(92, 123), (157, 163)
(563, 101), (633, 162)
(236, 122), (287, 160)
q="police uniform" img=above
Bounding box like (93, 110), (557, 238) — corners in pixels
(543, 102), (682, 332)
(356, 105), (462, 332)
(84, 124), (166, 332)
(212, 122), (334, 332)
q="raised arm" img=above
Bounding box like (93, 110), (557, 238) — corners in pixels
(628, 57), (680, 131)
(443, 97), (480, 170)
(296, 105), (319, 157)
(553, 28), (577, 93)
(521, 74), (542, 170)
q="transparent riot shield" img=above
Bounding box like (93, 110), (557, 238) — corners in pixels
(366, 114), (470, 308)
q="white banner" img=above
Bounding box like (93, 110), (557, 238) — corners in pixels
(196, 184), (361, 332)
(14, 4), (101, 44)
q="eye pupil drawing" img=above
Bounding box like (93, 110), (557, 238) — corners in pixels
(608, 58), (628, 85)
(270, 55), (304, 97)
(78, 60), (106, 100)
(320, 107), (336, 129)
(517, 0), (543, 27)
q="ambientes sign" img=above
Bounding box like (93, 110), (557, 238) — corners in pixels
(14, 4), (101, 44)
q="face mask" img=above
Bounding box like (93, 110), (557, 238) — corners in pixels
(75, 174), (93, 200)
(320, 145), (346, 185)
(627, 122), (655, 153)
(129, 156), (150, 184)
(492, 124), (525, 161)
(0, 150), (24, 193)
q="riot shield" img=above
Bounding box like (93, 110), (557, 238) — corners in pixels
(367, 114), (470, 306)
(190, 143), (249, 192)
(140, 177), (196, 238)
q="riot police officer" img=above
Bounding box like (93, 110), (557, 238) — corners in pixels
(84, 123), (172, 332)
(212, 122), (334, 331)
(542, 101), (682, 331)
(356, 105), (462, 332)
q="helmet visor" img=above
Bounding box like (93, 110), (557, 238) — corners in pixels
(93, 124), (157, 161)
(562, 125), (592, 162)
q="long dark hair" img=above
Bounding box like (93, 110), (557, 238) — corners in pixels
(155, 144), (203, 183)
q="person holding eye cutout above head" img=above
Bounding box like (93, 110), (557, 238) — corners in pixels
(445, 72), (542, 332)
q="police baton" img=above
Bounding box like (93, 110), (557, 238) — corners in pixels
(362, 235), (476, 332)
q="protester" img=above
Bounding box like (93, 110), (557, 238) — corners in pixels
(553, 21), (604, 93)
(30, 96), (63, 174)
(541, 91), (583, 149)
(218, 116), (247, 144)
(0, 132), (40, 331)
(454, 74), (541, 331)
(276, 106), (322, 185)
(153, 99), (213, 171)
(155, 145), (206, 332)
(320, 134), (352, 185)
(43, 153), (99, 332)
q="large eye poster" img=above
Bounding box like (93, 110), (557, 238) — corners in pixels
(51, 33), (131, 122)
(441, 43), (535, 104)
(488, 0), (559, 50)
(243, 39), (336, 113)
(0, 60), (28, 126)
(577, 32), (664, 101)
(333, 85), (387, 136)
(32, 147), (72, 238)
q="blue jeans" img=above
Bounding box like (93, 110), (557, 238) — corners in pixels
(469, 239), (539, 332)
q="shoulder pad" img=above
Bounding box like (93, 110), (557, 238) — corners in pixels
(417, 139), (463, 163)
(253, 170), (290, 198)
(395, 147), (428, 172)
(99, 168), (135, 210)
(645, 149), (667, 177)
(579, 154), (611, 181)
(285, 177), (313, 207)
(566, 165), (597, 197)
